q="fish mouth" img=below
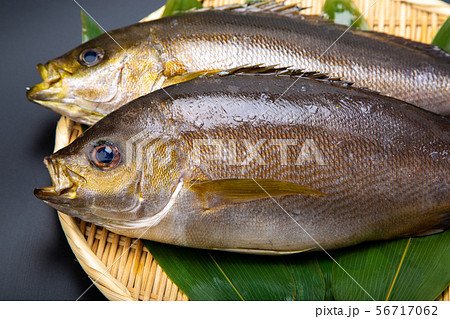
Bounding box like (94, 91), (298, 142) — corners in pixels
(34, 156), (86, 201)
(26, 62), (104, 125)
(27, 62), (64, 96)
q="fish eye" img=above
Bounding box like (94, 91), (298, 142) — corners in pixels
(79, 48), (104, 67)
(90, 143), (121, 170)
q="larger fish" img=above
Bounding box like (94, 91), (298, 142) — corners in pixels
(34, 74), (450, 254)
(27, 5), (450, 124)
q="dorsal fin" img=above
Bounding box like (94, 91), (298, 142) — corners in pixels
(187, 1), (308, 18)
(203, 64), (363, 91)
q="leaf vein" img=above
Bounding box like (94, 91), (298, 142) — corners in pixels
(385, 237), (412, 300)
(207, 252), (245, 301)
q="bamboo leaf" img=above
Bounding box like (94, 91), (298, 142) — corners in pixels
(144, 241), (326, 301)
(431, 16), (450, 53)
(331, 231), (450, 300)
(143, 242), (243, 300)
(385, 232), (450, 300)
(208, 251), (296, 300)
(162, 0), (202, 18)
(286, 253), (327, 301)
(322, 0), (370, 30)
(316, 253), (336, 301)
(331, 238), (412, 300)
(81, 11), (103, 43)
(145, 230), (449, 301)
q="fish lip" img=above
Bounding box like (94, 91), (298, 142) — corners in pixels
(38, 61), (72, 83)
(27, 61), (69, 102)
(26, 96), (104, 125)
(27, 62), (105, 125)
(30, 62), (64, 91)
(34, 186), (66, 199)
(27, 62), (62, 103)
(34, 157), (85, 201)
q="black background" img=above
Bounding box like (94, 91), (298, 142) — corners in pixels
(0, 0), (449, 301)
(0, 0), (165, 301)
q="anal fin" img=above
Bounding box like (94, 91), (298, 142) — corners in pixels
(405, 213), (449, 238)
(409, 229), (445, 237)
(213, 247), (315, 255)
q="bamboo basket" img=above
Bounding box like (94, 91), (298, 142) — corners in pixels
(53, 0), (450, 301)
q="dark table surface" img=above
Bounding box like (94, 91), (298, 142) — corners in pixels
(0, 0), (165, 301)
(1, 0), (449, 301)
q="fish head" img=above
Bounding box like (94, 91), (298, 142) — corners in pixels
(34, 107), (184, 229)
(27, 28), (163, 125)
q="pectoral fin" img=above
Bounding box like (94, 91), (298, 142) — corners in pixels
(188, 178), (326, 208)
(163, 63), (224, 87)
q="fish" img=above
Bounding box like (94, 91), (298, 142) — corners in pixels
(34, 74), (450, 254)
(26, 4), (450, 124)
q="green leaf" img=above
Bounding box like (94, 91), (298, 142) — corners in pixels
(322, 0), (370, 30)
(286, 253), (327, 300)
(331, 231), (450, 300)
(144, 241), (326, 300)
(80, 124), (90, 132)
(316, 253), (335, 301)
(332, 238), (412, 300)
(144, 231), (449, 300)
(81, 11), (104, 43)
(385, 232), (450, 300)
(143, 242), (243, 300)
(431, 17), (450, 53)
(162, 0), (202, 18)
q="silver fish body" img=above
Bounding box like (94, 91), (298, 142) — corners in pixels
(27, 6), (450, 124)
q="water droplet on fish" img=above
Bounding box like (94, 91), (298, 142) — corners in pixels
(300, 85), (307, 92)
(361, 105), (371, 114)
(321, 106), (332, 117)
(430, 152), (440, 158)
(261, 93), (275, 104)
(233, 115), (243, 122)
(304, 104), (318, 114)
(194, 117), (204, 128)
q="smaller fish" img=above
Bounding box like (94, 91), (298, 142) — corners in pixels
(27, 4), (450, 124)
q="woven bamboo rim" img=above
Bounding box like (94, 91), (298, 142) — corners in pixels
(53, 0), (450, 301)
